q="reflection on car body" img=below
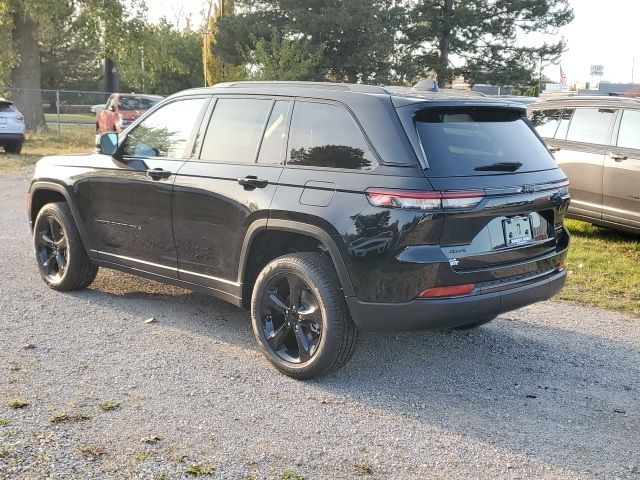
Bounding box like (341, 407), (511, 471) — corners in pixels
(347, 231), (394, 257)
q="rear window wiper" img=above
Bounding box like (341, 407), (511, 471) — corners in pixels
(474, 161), (523, 172)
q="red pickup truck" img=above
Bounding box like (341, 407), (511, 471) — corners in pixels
(96, 93), (163, 133)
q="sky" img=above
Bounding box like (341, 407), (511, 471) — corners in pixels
(144, 0), (640, 85)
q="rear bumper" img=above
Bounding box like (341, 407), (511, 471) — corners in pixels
(346, 268), (566, 331)
(0, 133), (24, 144)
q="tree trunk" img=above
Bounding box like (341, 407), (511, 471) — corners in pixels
(436, 0), (453, 88)
(11, 6), (45, 132)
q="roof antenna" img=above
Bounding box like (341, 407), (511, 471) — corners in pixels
(412, 79), (440, 92)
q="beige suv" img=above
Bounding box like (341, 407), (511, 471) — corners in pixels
(528, 97), (640, 234)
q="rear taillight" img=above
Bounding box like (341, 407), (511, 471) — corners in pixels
(556, 179), (569, 196)
(16, 115), (24, 122)
(366, 189), (485, 211)
(419, 284), (475, 298)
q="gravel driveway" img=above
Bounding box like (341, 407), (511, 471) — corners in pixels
(1, 169), (639, 480)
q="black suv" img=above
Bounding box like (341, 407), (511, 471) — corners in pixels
(28, 82), (570, 379)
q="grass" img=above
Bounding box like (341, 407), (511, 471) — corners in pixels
(559, 219), (640, 317)
(7, 399), (29, 409)
(49, 412), (91, 424)
(281, 470), (305, 480)
(185, 464), (215, 476)
(0, 419), (10, 426)
(77, 444), (106, 460)
(98, 401), (121, 412)
(45, 113), (95, 124)
(0, 126), (95, 171)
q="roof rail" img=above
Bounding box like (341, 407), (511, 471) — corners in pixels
(214, 81), (390, 95)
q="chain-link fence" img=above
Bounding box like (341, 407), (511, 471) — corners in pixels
(0, 87), (111, 136)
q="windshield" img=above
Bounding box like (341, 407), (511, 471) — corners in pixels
(119, 96), (160, 111)
(415, 107), (556, 176)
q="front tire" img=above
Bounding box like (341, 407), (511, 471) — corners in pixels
(33, 202), (98, 291)
(251, 252), (358, 379)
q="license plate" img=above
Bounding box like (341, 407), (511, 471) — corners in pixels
(504, 216), (533, 246)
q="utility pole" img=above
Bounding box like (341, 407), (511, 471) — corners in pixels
(219, 0), (225, 83)
(537, 53), (543, 97)
(203, 0), (214, 86)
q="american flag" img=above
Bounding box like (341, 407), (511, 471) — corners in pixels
(560, 66), (567, 85)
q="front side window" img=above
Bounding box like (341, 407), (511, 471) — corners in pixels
(565, 108), (616, 145)
(200, 98), (272, 163)
(554, 109), (574, 140)
(122, 97), (207, 159)
(287, 102), (375, 170)
(617, 110), (640, 150)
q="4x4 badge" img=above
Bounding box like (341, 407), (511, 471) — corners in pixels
(520, 185), (535, 194)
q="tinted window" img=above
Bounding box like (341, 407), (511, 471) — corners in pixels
(531, 109), (561, 138)
(617, 110), (640, 150)
(554, 109), (574, 140)
(565, 108), (615, 145)
(0, 102), (16, 112)
(287, 102), (375, 170)
(257, 100), (290, 164)
(122, 98), (207, 159)
(415, 107), (557, 176)
(200, 98), (272, 163)
(119, 96), (160, 111)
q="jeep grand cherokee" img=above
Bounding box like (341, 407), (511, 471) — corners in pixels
(28, 81), (570, 379)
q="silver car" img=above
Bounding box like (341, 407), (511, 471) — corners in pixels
(528, 96), (640, 234)
(0, 98), (25, 154)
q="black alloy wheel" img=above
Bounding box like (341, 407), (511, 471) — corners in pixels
(33, 202), (98, 291)
(251, 252), (359, 379)
(259, 273), (323, 364)
(36, 215), (68, 283)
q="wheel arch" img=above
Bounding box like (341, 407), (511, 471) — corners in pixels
(238, 219), (356, 309)
(29, 181), (94, 253)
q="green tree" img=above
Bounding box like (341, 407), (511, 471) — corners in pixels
(406, 0), (574, 87)
(1, 0), (144, 130)
(203, 0), (245, 85)
(243, 31), (324, 81)
(118, 20), (204, 95)
(215, 0), (401, 83)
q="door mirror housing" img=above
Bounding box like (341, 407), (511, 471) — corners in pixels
(98, 132), (119, 156)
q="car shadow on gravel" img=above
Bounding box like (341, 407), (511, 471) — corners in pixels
(70, 271), (639, 478)
(322, 322), (640, 477)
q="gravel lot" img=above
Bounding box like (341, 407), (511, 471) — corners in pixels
(1, 169), (639, 480)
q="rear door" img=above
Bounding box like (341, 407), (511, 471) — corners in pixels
(550, 107), (616, 219)
(172, 96), (288, 297)
(603, 108), (640, 230)
(406, 104), (569, 274)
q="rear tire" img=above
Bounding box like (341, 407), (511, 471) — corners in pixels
(33, 202), (98, 291)
(452, 316), (497, 330)
(251, 252), (359, 379)
(4, 141), (22, 154)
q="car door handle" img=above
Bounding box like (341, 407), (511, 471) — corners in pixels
(237, 176), (269, 190)
(609, 152), (628, 162)
(549, 146), (561, 153)
(146, 168), (172, 180)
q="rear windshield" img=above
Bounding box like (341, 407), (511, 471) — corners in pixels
(415, 107), (556, 176)
(119, 96), (159, 111)
(0, 102), (16, 112)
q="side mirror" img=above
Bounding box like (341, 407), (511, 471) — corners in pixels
(98, 132), (119, 156)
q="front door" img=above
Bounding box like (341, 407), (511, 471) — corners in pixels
(88, 96), (209, 278)
(603, 109), (640, 230)
(172, 97), (290, 298)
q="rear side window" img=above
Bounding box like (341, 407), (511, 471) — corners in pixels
(531, 109), (562, 138)
(617, 110), (640, 150)
(287, 101), (375, 170)
(565, 108), (615, 145)
(200, 98), (272, 164)
(415, 107), (556, 176)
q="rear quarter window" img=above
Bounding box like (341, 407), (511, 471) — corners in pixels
(415, 107), (557, 177)
(565, 107), (616, 145)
